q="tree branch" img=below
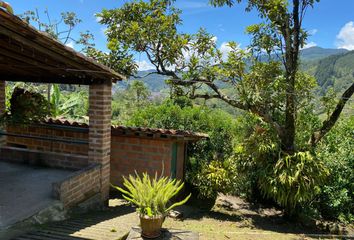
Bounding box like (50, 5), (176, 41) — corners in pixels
(171, 78), (285, 137)
(310, 82), (354, 147)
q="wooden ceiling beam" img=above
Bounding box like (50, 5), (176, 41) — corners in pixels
(0, 24), (111, 82)
(0, 74), (103, 85)
(0, 48), (76, 78)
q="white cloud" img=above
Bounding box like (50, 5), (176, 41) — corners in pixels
(336, 21), (354, 50)
(96, 16), (102, 22)
(219, 42), (232, 56)
(219, 42), (241, 59)
(65, 41), (75, 49)
(302, 41), (317, 49)
(308, 29), (318, 35)
(137, 60), (154, 71)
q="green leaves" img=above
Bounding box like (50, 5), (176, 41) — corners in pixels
(260, 151), (329, 213)
(98, 0), (187, 74)
(1, 87), (51, 126)
(315, 117), (354, 222)
(189, 159), (238, 199)
(85, 47), (137, 77)
(112, 172), (191, 217)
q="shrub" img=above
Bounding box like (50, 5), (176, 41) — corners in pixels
(233, 114), (329, 216)
(187, 159), (238, 199)
(259, 151), (329, 215)
(127, 99), (237, 161)
(126, 100), (238, 198)
(112, 172), (191, 217)
(315, 117), (354, 222)
(1, 87), (50, 125)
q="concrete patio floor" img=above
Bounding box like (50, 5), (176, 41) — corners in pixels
(0, 162), (74, 229)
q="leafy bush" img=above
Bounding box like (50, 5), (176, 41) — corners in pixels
(259, 151), (329, 215)
(315, 117), (354, 222)
(1, 87), (51, 125)
(127, 99), (237, 161)
(49, 84), (89, 122)
(187, 159), (238, 199)
(113, 172), (191, 217)
(233, 113), (329, 216)
(126, 100), (238, 198)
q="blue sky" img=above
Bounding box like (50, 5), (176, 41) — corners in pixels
(6, 0), (354, 70)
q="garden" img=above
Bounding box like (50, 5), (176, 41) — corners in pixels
(0, 0), (353, 239)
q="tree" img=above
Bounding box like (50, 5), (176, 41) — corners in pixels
(98, 0), (354, 215)
(128, 80), (151, 105)
(19, 9), (94, 51)
(111, 80), (152, 124)
(98, 0), (354, 153)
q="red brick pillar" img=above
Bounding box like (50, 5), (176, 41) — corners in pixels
(89, 81), (112, 202)
(0, 81), (6, 146)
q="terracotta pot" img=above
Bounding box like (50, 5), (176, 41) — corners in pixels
(139, 215), (164, 238)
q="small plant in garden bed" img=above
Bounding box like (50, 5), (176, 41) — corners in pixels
(112, 172), (191, 238)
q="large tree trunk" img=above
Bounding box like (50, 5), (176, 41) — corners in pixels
(282, 73), (296, 153)
(281, 0), (300, 154)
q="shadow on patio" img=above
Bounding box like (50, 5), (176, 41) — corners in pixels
(5, 200), (136, 240)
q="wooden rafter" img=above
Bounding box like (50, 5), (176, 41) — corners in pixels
(0, 9), (125, 85)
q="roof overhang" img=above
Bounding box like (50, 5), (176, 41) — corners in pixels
(0, 9), (125, 85)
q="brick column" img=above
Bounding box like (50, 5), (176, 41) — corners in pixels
(0, 81), (6, 146)
(89, 81), (112, 202)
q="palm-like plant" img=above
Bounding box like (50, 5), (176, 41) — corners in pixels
(113, 172), (191, 217)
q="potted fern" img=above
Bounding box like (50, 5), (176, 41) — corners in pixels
(112, 173), (191, 238)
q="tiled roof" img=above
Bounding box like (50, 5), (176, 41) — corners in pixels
(44, 118), (208, 140)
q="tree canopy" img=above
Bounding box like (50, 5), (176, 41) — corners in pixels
(96, 0), (354, 215)
(98, 0), (353, 154)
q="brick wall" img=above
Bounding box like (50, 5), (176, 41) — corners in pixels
(0, 81), (5, 146)
(88, 82), (112, 201)
(0, 146), (88, 170)
(5, 123), (187, 184)
(5, 124), (188, 188)
(6, 125), (88, 155)
(110, 135), (175, 186)
(53, 164), (101, 208)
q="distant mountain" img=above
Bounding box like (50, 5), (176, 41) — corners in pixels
(114, 70), (169, 93)
(300, 47), (349, 61)
(311, 50), (354, 94)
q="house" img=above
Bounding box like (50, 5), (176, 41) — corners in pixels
(0, 8), (206, 228)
